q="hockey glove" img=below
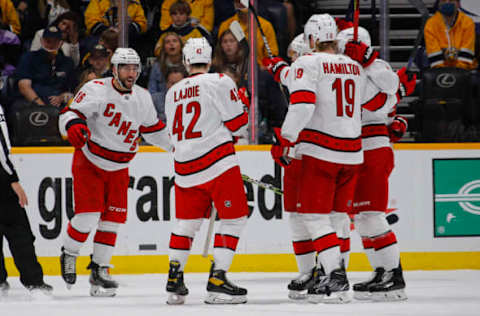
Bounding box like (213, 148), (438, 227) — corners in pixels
(344, 41), (379, 68)
(262, 57), (288, 83)
(396, 67), (417, 100)
(271, 127), (294, 167)
(388, 116), (408, 143)
(66, 119), (90, 149)
(335, 18), (353, 31)
(238, 87), (250, 110)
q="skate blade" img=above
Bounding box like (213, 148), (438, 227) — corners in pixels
(66, 283), (73, 290)
(307, 293), (325, 304)
(353, 291), (372, 300)
(167, 293), (186, 305)
(204, 292), (247, 304)
(323, 291), (351, 304)
(288, 290), (308, 300)
(90, 285), (116, 297)
(28, 289), (53, 300)
(371, 289), (407, 302)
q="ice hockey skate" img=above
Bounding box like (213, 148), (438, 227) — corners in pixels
(288, 267), (323, 300)
(26, 282), (53, 299)
(87, 260), (118, 297)
(353, 267), (385, 300)
(308, 267), (351, 304)
(369, 265), (407, 302)
(166, 260), (189, 305)
(60, 247), (77, 289)
(0, 280), (10, 296)
(204, 262), (247, 304)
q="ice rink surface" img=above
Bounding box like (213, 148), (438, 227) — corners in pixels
(1, 270), (479, 316)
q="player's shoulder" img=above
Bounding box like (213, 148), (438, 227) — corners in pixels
(82, 77), (110, 92)
(133, 82), (151, 96)
(370, 58), (394, 72)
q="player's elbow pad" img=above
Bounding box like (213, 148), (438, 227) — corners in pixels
(225, 111), (249, 135)
(281, 103), (315, 142)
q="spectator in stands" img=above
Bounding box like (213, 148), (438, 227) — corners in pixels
(80, 27), (118, 68)
(78, 44), (110, 85)
(160, 0), (213, 32)
(84, 0), (147, 47)
(15, 25), (75, 107)
(218, 0), (279, 68)
(38, 0), (69, 26)
(1, 0), (21, 35)
(149, 65), (187, 122)
(212, 29), (247, 86)
(424, 0), (477, 69)
(149, 32), (183, 114)
(13, 1), (43, 44)
(154, 0), (211, 57)
(30, 11), (81, 67)
(0, 27), (20, 76)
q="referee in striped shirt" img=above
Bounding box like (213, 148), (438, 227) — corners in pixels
(0, 104), (52, 295)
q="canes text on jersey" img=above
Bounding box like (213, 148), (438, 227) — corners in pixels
(103, 103), (139, 151)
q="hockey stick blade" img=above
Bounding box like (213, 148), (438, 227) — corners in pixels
(242, 174), (283, 195)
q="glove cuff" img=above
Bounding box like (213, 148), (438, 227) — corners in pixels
(66, 118), (87, 131)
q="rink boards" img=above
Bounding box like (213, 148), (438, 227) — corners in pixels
(3, 144), (480, 275)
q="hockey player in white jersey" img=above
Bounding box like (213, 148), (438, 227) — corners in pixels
(269, 14), (374, 304)
(164, 37), (249, 305)
(58, 48), (171, 297)
(337, 26), (417, 302)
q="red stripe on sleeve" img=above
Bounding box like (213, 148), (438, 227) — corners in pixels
(67, 223), (89, 243)
(313, 232), (340, 253)
(292, 239), (315, 256)
(140, 120), (166, 134)
(224, 111), (248, 132)
(362, 92), (387, 112)
(290, 90), (316, 105)
(93, 230), (117, 247)
(213, 234), (239, 251)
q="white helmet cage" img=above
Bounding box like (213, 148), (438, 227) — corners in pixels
(182, 37), (212, 67)
(288, 33), (312, 58)
(336, 26), (372, 54)
(304, 14), (337, 46)
(111, 47), (142, 83)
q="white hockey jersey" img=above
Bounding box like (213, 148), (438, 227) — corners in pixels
(59, 78), (171, 171)
(360, 59), (399, 151)
(281, 52), (367, 165)
(165, 73), (248, 188)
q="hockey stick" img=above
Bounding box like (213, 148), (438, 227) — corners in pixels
(241, 174), (283, 195)
(202, 206), (217, 258)
(243, 0), (289, 100)
(406, 0), (430, 72)
(353, 0), (360, 41)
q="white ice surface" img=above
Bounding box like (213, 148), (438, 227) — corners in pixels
(1, 270), (479, 316)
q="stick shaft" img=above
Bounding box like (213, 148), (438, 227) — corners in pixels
(353, 0), (360, 41)
(202, 206), (217, 258)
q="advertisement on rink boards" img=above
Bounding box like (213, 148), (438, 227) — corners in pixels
(5, 146), (480, 260)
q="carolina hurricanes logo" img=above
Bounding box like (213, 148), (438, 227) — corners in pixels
(196, 48), (202, 54)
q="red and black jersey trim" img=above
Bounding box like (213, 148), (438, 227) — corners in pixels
(87, 140), (136, 163)
(362, 92), (387, 112)
(313, 232), (340, 253)
(224, 111), (248, 132)
(292, 239), (315, 256)
(213, 234), (239, 251)
(290, 90), (316, 105)
(140, 120), (166, 134)
(60, 107), (87, 120)
(298, 129), (361, 153)
(361, 124), (389, 139)
(174, 141), (235, 176)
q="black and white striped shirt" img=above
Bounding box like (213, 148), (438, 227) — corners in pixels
(0, 105), (19, 184)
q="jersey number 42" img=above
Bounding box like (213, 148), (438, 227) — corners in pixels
(172, 102), (202, 141)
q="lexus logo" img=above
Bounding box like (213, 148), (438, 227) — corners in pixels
(436, 73), (456, 88)
(29, 111), (49, 126)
